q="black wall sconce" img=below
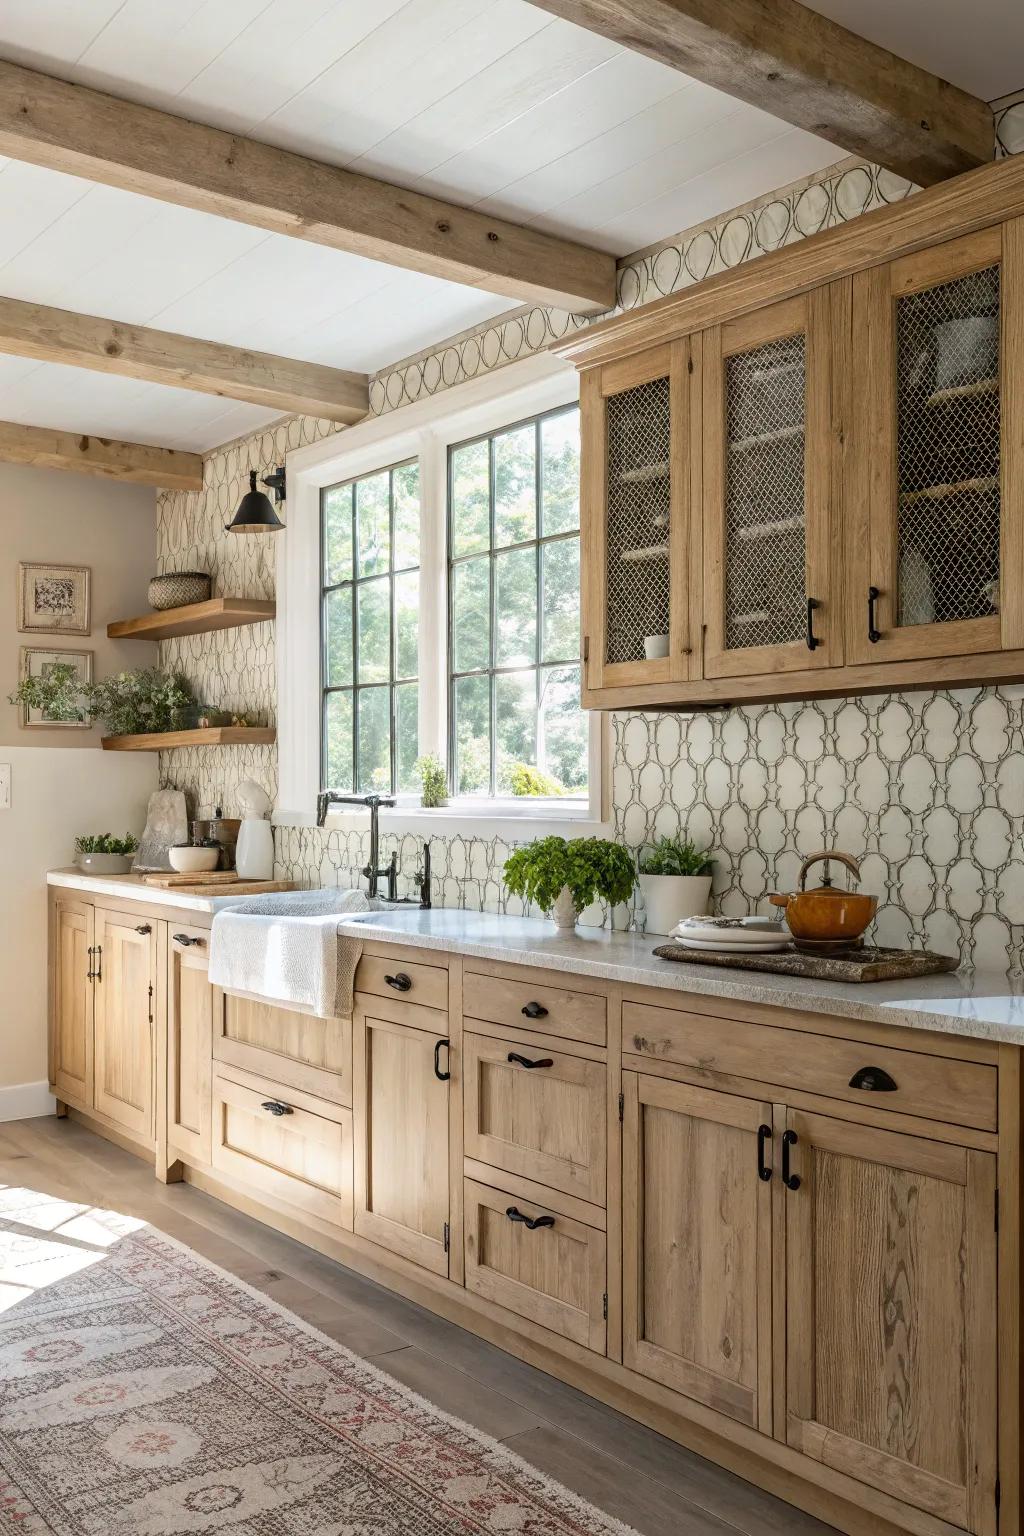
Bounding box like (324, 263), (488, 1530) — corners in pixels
(225, 466), (286, 533)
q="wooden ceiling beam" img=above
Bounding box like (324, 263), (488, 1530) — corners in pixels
(0, 61), (616, 316)
(0, 419), (203, 488)
(0, 294), (369, 423)
(528, 0), (994, 187)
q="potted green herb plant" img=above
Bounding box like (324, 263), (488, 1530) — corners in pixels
(503, 835), (635, 932)
(416, 754), (448, 809)
(75, 833), (140, 875)
(637, 835), (714, 934)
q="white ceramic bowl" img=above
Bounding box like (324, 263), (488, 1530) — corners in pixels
(169, 845), (220, 874)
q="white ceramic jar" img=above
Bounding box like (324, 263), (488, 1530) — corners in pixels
(638, 872), (713, 935)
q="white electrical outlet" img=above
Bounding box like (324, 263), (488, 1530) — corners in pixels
(0, 765), (9, 809)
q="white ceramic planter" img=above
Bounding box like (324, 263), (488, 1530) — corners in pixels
(76, 852), (132, 875)
(639, 872), (712, 935)
(549, 885), (580, 931)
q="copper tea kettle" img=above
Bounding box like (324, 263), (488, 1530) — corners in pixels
(769, 851), (877, 942)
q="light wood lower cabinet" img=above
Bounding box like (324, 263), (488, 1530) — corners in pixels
(622, 1073), (774, 1433)
(463, 1030), (606, 1205)
(353, 999), (450, 1276)
(92, 908), (155, 1142)
(214, 991), (351, 1105)
(784, 1109), (998, 1534)
(212, 1068), (353, 1229)
(166, 926), (214, 1166)
(464, 1177), (606, 1351)
(52, 896), (94, 1107)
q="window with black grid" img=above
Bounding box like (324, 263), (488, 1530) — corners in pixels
(448, 405), (587, 801)
(321, 461), (420, 794)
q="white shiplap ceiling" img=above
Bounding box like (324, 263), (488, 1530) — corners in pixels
(0, 0), (979, 451)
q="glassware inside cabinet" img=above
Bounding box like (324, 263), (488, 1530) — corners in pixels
(895, 264), (1000, 627)
(605, 375), (671, 666)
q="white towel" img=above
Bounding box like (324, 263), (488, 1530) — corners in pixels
(209, 888), (370, 1018)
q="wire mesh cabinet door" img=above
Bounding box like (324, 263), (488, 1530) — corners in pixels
(580, 339), (699, 698)
(848, 228), (1010, 664)
(702, 290), (840, 680)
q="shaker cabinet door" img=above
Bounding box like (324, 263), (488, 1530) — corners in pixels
(702, 289), (842, 679)
(621, 1073), (773, 1433)
(848, 227), (1014, 664)
(784, 1109), (998, 1535)
(92, 908), (156, 1143)
(52, 896), (94, 1108)
(166, 925), (214, 1166)
(353, 1005), (450, 1276)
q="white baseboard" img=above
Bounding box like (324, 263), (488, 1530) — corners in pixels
(0, 1080), (57, 1123)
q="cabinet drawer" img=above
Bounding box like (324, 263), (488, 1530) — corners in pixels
(464, 971), (606, 1046)
(214, 993), (351, 1106)
(212, 1070), (353, 1229)
(356, 954), (448, 1012)
(622, 1001), (997, 1132)
(464, 1032), (606, 1205)
(464, 1177), (606, 1352)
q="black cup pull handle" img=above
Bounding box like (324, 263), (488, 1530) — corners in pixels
(805, 596), (820, 652)
(757, 1123), (773, 1182)
(507, 1051), (554, 1070)
(173, 932), (205, 948)
(386, 972), (412, 992)
(868, 585), (882, 644)
(260, 1100), (293, 1117)
(849, 1065), (898, 1092)
(134, 924), (152, 935)
(782, 1129), (801, 1191)
(521, 1001), (549, 1019)
(506, 1206), (555, 1231)
(433, 1038), (451, 1081)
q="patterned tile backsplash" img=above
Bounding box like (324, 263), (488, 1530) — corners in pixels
(157, 125), (1024, 975)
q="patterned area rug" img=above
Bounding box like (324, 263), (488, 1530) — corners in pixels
(0, 1189), (636, 1535)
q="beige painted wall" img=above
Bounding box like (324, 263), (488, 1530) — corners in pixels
(1, 462), (158, 747)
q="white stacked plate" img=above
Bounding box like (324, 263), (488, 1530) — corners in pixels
(669, 916), (791, 953)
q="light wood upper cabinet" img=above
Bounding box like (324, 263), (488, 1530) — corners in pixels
(166, 925), (214, 1166)
(353, 1001), (451, 1276)
(703, 289), (843, 678)
(784, 1109), (997, 1535)
(581, 339), (700, 693)
(622, 1073), (773, 1433)
(848, 228), (1016, 665)
(92, 908), (155, 1142)
(52, 896), (94, 1108)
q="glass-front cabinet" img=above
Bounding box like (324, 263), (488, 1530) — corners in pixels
(849, 229), (1008, 664)
(702, 291), (840, 679)
(580, 339), (699, 695)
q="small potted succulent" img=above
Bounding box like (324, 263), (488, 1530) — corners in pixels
(416, 754), (448, 809)
(637, 835), (714, 935)
(75, 833), (139, 875)
(503, 835), (635, 931)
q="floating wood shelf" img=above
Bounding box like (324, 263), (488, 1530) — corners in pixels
(101, 726), (276, 752)
(107, 597), (276, 642)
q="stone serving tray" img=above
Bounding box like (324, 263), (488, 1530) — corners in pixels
(652, 943), (960, 983)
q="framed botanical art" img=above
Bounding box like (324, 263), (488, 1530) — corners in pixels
(18, 563), (91, 635)
(18, 647), (93, 728)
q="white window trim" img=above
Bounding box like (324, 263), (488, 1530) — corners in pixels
(278, 349), (609, 838)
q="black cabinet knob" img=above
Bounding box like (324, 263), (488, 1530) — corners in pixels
(385, 972), (412, 992)
(173, 933), (205, 948)
(134, 924), (152, 935)
(260, 1100), (293, 1117)
(521, 1001), (548, 1019)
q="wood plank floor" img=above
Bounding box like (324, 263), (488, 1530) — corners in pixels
(0, 1115), (837, 1536)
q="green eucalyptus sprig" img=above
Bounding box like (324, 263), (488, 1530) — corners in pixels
(9, 666), (194, 736)
(503, 836), (635, 917)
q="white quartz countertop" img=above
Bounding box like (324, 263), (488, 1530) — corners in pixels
(48, 870), (1024, 1043)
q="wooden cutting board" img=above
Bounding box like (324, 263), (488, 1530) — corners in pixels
(652, 943), (959, 983)
(144, 875), (296, 896)
(143, 870), (240, 887)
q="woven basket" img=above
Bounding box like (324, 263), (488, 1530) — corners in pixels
(148, 571), (212, 610)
